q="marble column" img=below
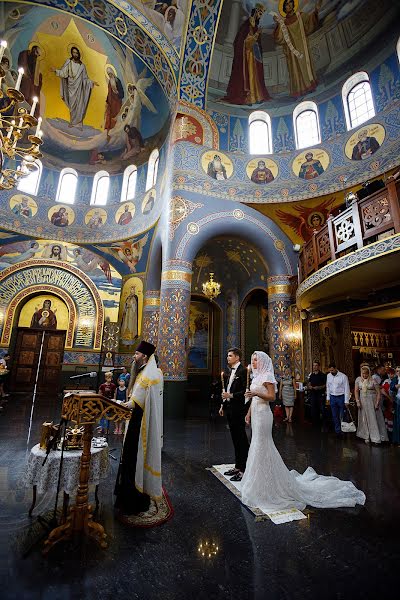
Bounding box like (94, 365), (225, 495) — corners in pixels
(226, 0), (242, 45)
(142, 290), (161, 347)
(158, 260), (192, 381)
(267, 275), (293, 378)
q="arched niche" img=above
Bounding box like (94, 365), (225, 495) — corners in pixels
(240, 288), (269, 363)
(0, 260), (104, 349)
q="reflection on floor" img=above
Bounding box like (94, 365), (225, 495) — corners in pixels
(1, 393), (399, 599)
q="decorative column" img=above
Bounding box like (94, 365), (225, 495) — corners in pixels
(142, 290), (161, 347)
(158, 260), (192, 381)
(226, 0), (242, 45)
(267, 275), (293, 378)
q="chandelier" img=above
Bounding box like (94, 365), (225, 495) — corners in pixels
(0, 40), (43, 191)
(202, 273), (221, 300)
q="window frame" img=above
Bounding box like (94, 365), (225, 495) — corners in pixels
(90, 170), (110, 206)
(248, 111), (272, 155)
(293, 101), (321, 150)
(55, 168), (78, 205)
(121, 165), (138, 202)
(342, 72), (375, 130)
(146, 149), (159, 191)
(17, 159), (42, 196)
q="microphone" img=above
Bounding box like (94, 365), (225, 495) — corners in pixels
(69, 372), (97, 379)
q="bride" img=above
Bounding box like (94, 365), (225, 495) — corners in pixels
(241, 351), (366, 513)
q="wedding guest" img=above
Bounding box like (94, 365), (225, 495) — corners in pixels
(119, 366), (131, 387)
(279, 366), (296, 423)
(354, 365), (388, 444)
(114, 377), (127, 435)
(326, 363), (350, 437)
(307, 361), (326, 426)
(381, 368), (395, 440)
(372, 364), (387, 385)
(390, 366), (400, 445)
(219, 347), (248, 482)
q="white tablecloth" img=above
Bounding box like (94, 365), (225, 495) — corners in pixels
(22, 443), (110, 495)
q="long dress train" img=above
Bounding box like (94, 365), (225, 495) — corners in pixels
(241, 388), (366, 513)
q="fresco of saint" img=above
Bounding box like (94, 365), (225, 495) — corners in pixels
(251, 160), (275, 184)
(52, 46), (99, 129)
(30, 299), (57, 329)
(273, 0), (321, 98)
(222, 4), (271, 105)
(298, 152), (324, 179)
(104, 65), (124, 139)
(351, 129), (380, 160)
(120, 288), (138, 345)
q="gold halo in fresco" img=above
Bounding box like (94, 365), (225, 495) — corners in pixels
(84, 207), (107, 229)
(292, 149), (330, 180)
(48, 204), (75, 227)
(246, 158), (278, 184)
(345, 124), (385, 161)
(142, 189), (156, 215)
(115, 202), (135, 225)
(201, 150), (234, 181)
(9, 194), (38, 218)
(105, 63), (117, 78)
(279, 0), (299, 17)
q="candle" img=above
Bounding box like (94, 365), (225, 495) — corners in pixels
(38, 130), (43, 139)
(0, 40), (7, 62)
(35, 116), (42, 136)
(6, 120), (15, 138)
(247, 364), (251, 390)
(221, 371), (225, 393)
(30, 96), (38, 116)
(15, 67), (24, 92)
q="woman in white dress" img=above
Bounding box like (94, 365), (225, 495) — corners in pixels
(354, 365), (388, 444)
(241, 351), (366, 513)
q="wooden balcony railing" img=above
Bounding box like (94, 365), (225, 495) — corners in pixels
(298, 180), (400, 282)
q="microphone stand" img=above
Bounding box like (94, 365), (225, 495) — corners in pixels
(26, 330), (46, 450)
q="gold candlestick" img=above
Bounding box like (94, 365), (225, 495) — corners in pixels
(221, 371), (225, 392)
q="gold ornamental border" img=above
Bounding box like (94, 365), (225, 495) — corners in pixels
(162, 270), (192, 283)
(267, 284), (292, 295)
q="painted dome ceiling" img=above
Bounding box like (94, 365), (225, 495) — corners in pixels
(208, 0), (400, 110)
(0, 1), (185, 175)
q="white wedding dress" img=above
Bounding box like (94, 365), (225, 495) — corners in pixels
(241, 386), (366, 513)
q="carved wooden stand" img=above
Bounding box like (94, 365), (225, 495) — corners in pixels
(43, 392), (130, 555)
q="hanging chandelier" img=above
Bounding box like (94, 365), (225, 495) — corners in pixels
(0, 40), (43, 191)
(202, 273), (221, 300)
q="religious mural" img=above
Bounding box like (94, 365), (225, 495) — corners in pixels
(254, 193), (344, 243)
(142, 189), (156, 215)
(201, 151), (234, 180)
(18, 294), (69, 331)
(246, 158), (278, 183)
(292, 149), (329, 179)
(1, 3), (170, 174)
(85, 208), (108, 229)
(118, 276), (144, 348)
(212, 0), (388, 107)
(115, 202), (136, 225)
(48, 205), (75, 227)
(107, 234), (149, 273)
(9, 194), (38, 218)
(345, 124), (385, 161)
(188, 300), (211, 371)
(0, 239), (122, 321)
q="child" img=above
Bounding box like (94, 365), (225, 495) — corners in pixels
(114, 377), (127, 434)
(98, 372), (116, 433)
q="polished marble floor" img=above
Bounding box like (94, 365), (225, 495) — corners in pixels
(0, 393), (399, 600)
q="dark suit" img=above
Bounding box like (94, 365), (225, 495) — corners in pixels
(222, 364), (249, 472)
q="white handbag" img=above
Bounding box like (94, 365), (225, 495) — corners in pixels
(341, 406), (356, 433)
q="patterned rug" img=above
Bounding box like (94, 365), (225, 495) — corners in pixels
(116, 487), (174, 528)
(208, 464), (307, 524)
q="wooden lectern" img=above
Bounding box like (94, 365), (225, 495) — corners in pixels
(43, 392), (130, 555)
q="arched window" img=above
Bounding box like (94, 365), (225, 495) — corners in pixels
(56, 168), (78, 204)
(90, 170), (109, 205)
(121, 165), (137, 202)
(17, 159), (42, 196)
(249, 111), (272, 154)
(146, 149), (159, 191)
(342, 72), (375, 130)
(293, 101), (321, 149)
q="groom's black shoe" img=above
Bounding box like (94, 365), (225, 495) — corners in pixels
(230, 472), (243, 481)
(224, 468), (239, 476)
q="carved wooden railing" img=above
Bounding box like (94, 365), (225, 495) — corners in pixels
(299, 180), (400, 282)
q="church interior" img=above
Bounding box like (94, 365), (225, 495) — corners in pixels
(0, 0), (399, 597)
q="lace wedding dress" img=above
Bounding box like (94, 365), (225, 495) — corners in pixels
(241, 388), (366, 513)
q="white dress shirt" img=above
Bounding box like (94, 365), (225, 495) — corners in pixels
(326, 371), (351, 403)
(227, 362), (241, 393)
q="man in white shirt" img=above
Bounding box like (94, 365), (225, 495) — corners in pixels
(326, 363), (350, 436)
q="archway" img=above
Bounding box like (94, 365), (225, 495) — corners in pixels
(241, 288), (269, 363)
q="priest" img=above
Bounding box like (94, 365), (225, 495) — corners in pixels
(114, 340), (163, 515)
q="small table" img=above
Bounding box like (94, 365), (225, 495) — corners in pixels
(22, 443), (110, 517)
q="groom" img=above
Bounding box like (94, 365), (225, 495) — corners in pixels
(219, 347), (249, 481)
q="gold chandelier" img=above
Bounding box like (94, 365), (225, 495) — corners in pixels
(0, 40), (43, 191)
(202, 273), (221, 300)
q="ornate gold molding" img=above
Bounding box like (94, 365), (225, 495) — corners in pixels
(162, 270), (192, 283)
